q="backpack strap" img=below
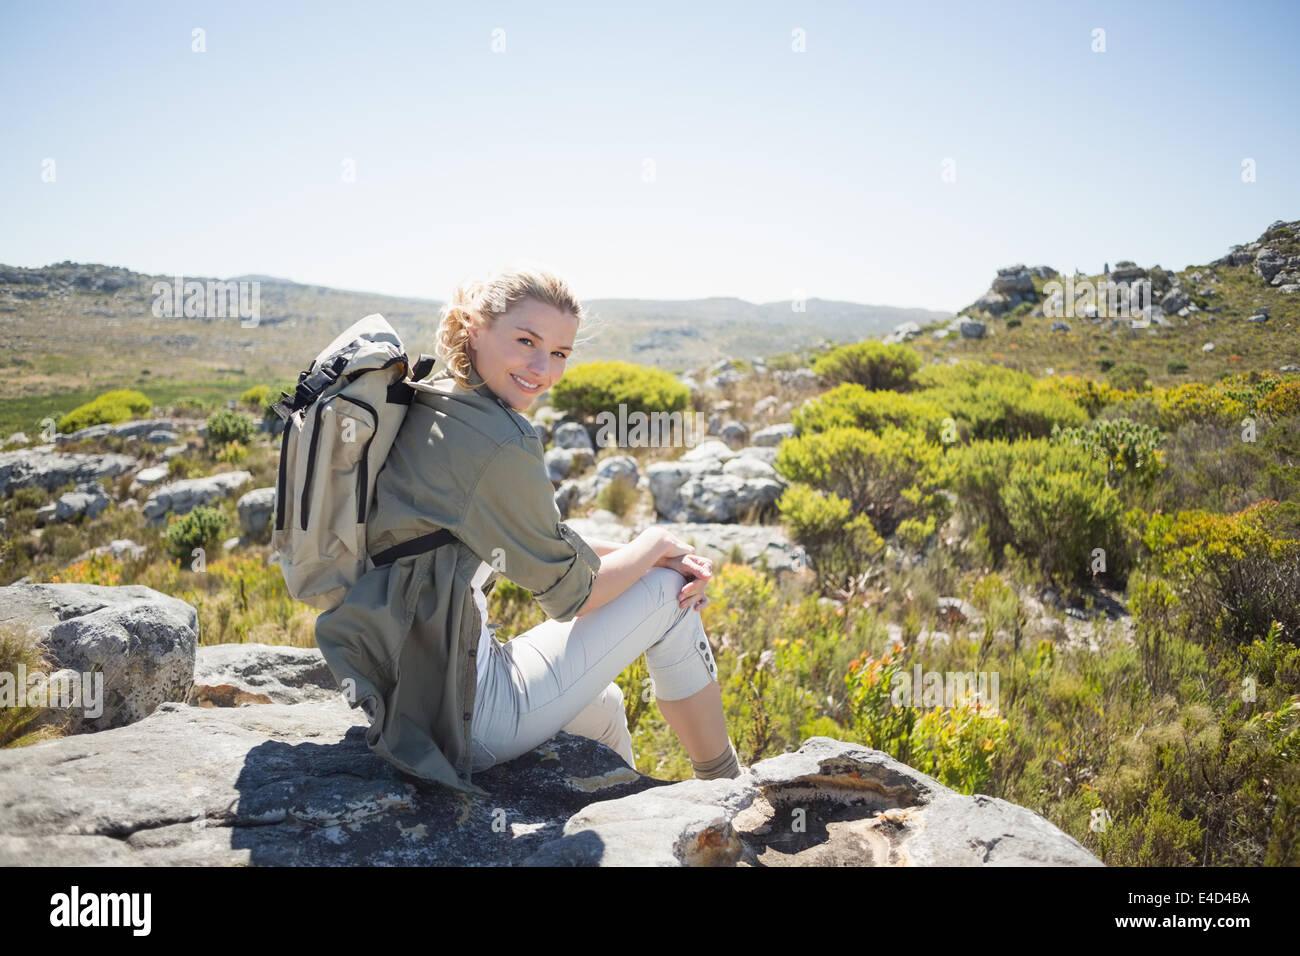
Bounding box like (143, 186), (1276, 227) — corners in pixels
(385, 353), (440, 405)
(370, 528), (457, 567)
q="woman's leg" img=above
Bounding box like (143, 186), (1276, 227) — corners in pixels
(559, 681), (636, 768)
(471, 567), (731, 771)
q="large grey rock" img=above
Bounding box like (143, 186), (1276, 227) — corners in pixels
(236, 486), (276, 540)
(544, 446), (594, 483)
(521, 738), (1103, 866)
(70, 539), (147, 564)
(0, 583), (197, 733)
(552, 421), (595, 452)
(716, 420), (749, 451)
(752, 423), (796, 447)
(555, 455), (641, 510)
(33, 482), (111, 525)
(0, 699), (662, 866)
(0, 449), (137, 497)
(992, 265), (1034, 295)
(0, 702), (1099, 866)
(646, 444), (786, 523)
(142, 471), (251, 522)
(187, 642), (340, 707)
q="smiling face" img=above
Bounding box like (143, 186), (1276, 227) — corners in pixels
(466, 296), (578, 411)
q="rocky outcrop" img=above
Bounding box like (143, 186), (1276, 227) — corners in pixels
(645, 441), (786, 523)
(141, 471), (251, 522)
(0, 448), (137, 497)
(0, 639), (1102, 866)
(54, 417), (198, 446)
(0, 583), (198, 733)
(1211, 219), (1300, 292)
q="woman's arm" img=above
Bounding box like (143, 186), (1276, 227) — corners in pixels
(573, 529), (672, 618)
(580, 535), (631, 559)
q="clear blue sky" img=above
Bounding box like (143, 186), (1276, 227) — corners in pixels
(3, 0), (1297, 314)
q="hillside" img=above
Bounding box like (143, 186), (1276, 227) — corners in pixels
(881, 218), (1300, 388)
(0, 262), (948, 436)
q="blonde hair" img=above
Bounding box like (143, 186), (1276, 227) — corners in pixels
(435, 265), (593, 392)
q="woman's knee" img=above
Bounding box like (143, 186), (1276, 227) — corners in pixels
(641, 566), (689, 605)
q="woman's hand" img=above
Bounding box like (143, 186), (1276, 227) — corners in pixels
(640, 527), (713, 610)
(662, 550), (713, 611)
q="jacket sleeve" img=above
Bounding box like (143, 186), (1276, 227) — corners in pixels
(456, 435), (601, 622)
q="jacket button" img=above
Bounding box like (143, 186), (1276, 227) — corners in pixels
(463, 712), (471, 720)
(469, 648), (476, 657)
(698, 641), (706, 650)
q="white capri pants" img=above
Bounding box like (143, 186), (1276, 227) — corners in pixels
(469, 566), (718, 772)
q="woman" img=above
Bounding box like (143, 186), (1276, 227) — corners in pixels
(314, 266), (741, 798)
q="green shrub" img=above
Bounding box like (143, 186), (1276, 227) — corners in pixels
(895, 515), (936, 552)
(239, 385), (270, 411)
(811, 341), (921, 391)
(775, 425), (948, 537)
(56, 389), (153, 433)
(913, 361), (1088, 442)
(1107, 362), (1150, 392)
(776, 482), (886, 595)
(549, 361), (691, 421)
(206, 409), (257, 446)
(164, 506), (227, 564)
(1005, 317), (1022, 328)
(1050, 417), (1167, 491)
(948, 437), (1127, 588)
(792, 383), (951, 442)
(1166, 360), (1189, 374)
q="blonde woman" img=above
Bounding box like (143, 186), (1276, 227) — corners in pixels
(315, 265), (741, 796)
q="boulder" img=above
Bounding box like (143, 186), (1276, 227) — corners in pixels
(544, 446), (594, 483)
(752, 423), (796, 447)
(552, 421), (595, 452)
(33, 482), (111, 525)
(70, 539), (147, 564)
(236, 486), (276, 540)
(524, 738), (1103, 866)
(187, 642), (340, 707)
(0, 583), (197, 734)
(716, 420), (749, 451)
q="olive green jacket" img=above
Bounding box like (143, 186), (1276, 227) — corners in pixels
(313, 361), (601, 796)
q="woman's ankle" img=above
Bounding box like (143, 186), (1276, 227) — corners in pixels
(691, 738), (740, 780)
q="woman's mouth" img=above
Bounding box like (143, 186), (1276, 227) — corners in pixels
(510, 373), (542, 393)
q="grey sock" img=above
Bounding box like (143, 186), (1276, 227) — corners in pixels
(691, 738), (740, 780)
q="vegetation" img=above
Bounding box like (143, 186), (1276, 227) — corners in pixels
(548, 360), (691, 420)
(56, 389), (152, 433)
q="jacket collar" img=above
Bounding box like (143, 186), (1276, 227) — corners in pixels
(439, 360), (506, 407)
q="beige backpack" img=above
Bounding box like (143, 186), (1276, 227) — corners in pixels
(269, 313), (453, 610)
